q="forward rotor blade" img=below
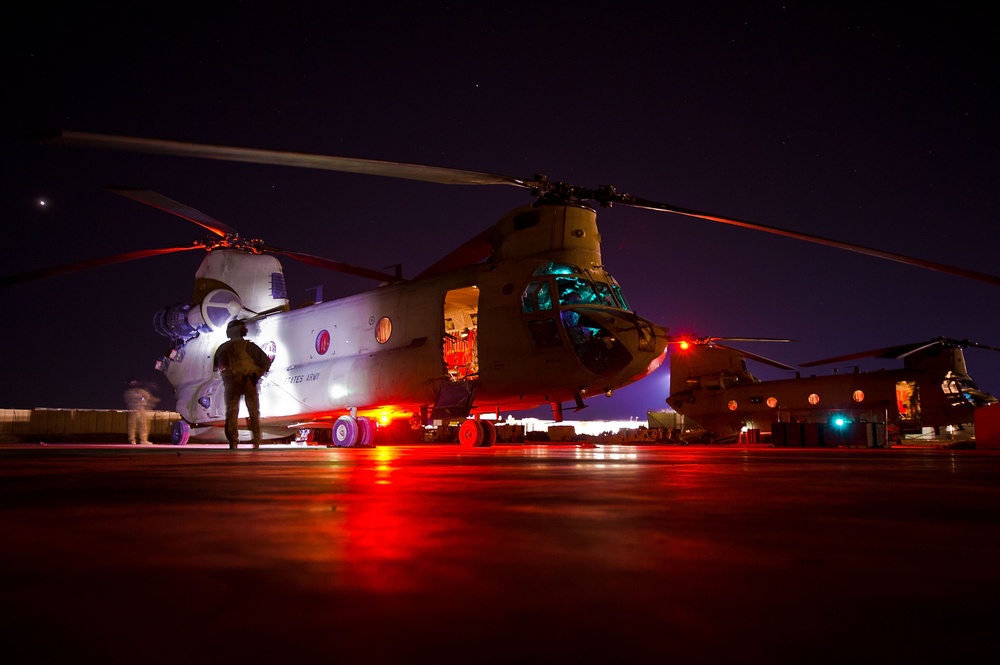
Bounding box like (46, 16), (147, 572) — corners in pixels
(40, 131), (1000, 286)
(957, 339), (1000, 353)
(40, 131), (534, 189)
(0, 246), (202, 287)
(667, 335), (794, 345)
(108, 187), (238, 237)
(266, 247), (405, 283)
(619, 193), (1000, 286)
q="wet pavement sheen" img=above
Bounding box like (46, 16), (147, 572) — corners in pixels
(2, 443), (998, 663)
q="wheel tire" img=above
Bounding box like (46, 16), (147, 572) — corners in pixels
(480, 420), (497, 448)
(357, 416), (375, 447)
(333, 415), (359, 447)
(458, 419), (484, 447)
(171, 420), (191, 446)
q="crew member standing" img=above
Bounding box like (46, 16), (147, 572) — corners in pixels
(214, 320), (272, 449)
(124, 379), (158, 444)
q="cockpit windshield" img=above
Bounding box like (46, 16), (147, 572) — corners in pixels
(521, 262), (648, 375)
(556, 275), (603, 306)
(530, 262), (631, 311)
(942, 372), (995, 408)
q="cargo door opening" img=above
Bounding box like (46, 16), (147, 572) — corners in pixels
(896, 380), (921, 433)
(443, 286), (479, 382)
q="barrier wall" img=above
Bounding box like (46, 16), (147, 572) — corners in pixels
(0, 408), (181, 442)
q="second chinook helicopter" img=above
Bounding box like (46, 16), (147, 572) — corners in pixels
(667, 336), (998, 443)
(7, 130), (1000, 446)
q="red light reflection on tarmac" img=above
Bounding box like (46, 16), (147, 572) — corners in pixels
(3, 444), (1000, 662)
(326, 444), (702, 602)
(334, 446), (469, 593)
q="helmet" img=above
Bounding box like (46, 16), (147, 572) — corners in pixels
(226, 320), (249, 339)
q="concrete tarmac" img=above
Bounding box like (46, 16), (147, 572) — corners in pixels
(2, 443), (998, 663)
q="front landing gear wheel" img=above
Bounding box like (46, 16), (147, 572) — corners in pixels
(333, 415), (359, 447)
(171, 420), (190, 445)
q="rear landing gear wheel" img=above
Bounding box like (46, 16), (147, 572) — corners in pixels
(333, 415), (359, 447)
(480, 420), (496, 448)
(458, 419), (484, 447)
(357, 416), (375, 447)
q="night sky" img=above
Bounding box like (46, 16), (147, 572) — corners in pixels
(3, 2), (998, 421)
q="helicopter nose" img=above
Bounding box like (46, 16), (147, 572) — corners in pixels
(619, 310), (668, 355)
(651, 323), (670, 355)
(643, 321), (670, 369)
(623, 312), (669, 375)
(622, 320), (668, 385)
(559, 307), (661, 380)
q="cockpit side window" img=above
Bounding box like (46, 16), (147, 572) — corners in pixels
(560, 310), (631, 374)
(593, 282), (618, 308)
(608, 277), (630, 311)
(537, 282), (553, 310)
(521, 281), (553, 313)
(527, 318), (563, 348)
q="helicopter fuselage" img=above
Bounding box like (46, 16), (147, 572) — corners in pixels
(158, 203), (668, 442)
(668, 344), (995, 441)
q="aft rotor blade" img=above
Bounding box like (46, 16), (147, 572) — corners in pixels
(108, 187), (239, 237)
(415, 227), (494, 279)
(799, 345), (926, 367)
(266, 247), (405, 283)
(0, 246), (202, 286)
(715, 344), (797, 371)
(800, 338), (957, 366)
(41, 131), (535, 189)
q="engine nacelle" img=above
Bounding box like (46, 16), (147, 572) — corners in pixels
(698, 373), (739, 390)
(154, 288), (243, 339)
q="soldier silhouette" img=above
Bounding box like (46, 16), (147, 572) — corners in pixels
(214, 320), (272, 449)
(124, 379), (158, 444)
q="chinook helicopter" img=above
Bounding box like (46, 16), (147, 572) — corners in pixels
(667, 336), (998, 444)
(7, 130), (1000, 447)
